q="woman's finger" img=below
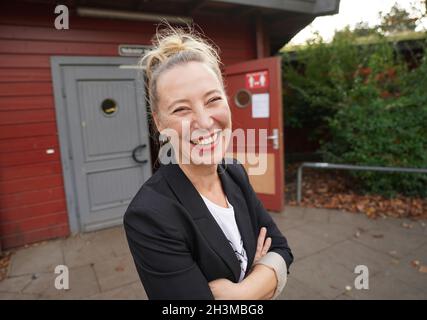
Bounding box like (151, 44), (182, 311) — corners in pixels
(254, 227), (269, 264)
(256, 227), (267, 255)
(261, 237), (271, 256)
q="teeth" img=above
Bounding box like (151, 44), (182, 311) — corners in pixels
(191, 131), (220, 146)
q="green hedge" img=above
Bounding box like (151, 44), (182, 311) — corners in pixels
(282, 31), (427, 197)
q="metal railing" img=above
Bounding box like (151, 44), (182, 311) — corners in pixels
(296, 162), (427, 204)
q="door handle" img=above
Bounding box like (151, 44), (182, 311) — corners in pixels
(132, 144), (148, 164)
(267, 128), (279, 150)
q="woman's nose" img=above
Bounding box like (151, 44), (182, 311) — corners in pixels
(193, 108), (213, 129)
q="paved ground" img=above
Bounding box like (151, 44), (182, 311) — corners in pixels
(1, 206), (426, 300)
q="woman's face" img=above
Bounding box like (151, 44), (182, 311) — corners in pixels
(154, 61), (232, 165)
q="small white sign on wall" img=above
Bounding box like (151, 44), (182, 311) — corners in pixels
(251, 93), (270, 118)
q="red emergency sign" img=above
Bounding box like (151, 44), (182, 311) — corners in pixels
(245, 71), (269, 89)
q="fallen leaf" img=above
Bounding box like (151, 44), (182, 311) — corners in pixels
(366, 207), (376, 216)
(402, 222), (413, 229)
(418, 265), (427, 273)
(356, 204), (365, 212)
(389, 250), (398, 256)
(411, 260), (420, 268)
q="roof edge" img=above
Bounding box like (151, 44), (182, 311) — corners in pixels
(212, 0), (340, 15)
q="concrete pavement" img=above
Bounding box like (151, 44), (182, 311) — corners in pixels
(1, 206), (426, 299)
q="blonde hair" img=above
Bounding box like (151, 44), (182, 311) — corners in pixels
(139, 24), (224, 115)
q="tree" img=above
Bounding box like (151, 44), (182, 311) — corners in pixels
(352, 21), (380, 37)
(341, 1), (426, 40)
(379, 2), (418, 34)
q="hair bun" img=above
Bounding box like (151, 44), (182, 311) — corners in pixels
(139, 24), (221, 87)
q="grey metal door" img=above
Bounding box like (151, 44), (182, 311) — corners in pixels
(62, 64), (151, 232)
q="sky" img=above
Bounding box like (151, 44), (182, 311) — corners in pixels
(288, 0), (427, 45)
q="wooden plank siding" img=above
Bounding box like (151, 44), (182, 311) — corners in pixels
(0, 2), (257, 249)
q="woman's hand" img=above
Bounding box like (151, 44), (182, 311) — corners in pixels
(208, 278), (242, 300)
(253, 227), (271, 265)
(208, 227), (272, 299)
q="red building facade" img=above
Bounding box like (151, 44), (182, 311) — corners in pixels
(0, 0), (339, 249)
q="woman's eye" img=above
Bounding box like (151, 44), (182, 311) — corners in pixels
(208, 96), (222, 104)
(173, 107), (187, 113)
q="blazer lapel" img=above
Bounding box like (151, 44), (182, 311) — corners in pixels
(217, 164), (256, 275)
(160, 163), (241, 282)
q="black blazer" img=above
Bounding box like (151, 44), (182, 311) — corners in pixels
(123, 159), (293, 300)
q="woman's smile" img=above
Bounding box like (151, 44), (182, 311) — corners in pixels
(190, 129), (222, 155)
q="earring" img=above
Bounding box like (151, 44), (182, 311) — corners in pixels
(159, 133), (170, 144)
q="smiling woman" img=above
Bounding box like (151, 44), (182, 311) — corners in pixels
(154, 61), (230, 166)
(123, 23), (293, 300)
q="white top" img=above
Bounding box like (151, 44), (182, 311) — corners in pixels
(199, 193), (248, 282)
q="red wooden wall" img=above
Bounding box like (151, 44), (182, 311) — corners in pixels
(0, 2), (257, 249)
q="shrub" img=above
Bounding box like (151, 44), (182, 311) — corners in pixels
(282, 30), (427, 197)
(321, 51), (427, 197)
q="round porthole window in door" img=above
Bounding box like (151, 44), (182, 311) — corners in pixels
(234, 89), (251, 108)
(101, 98), (118, 116)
